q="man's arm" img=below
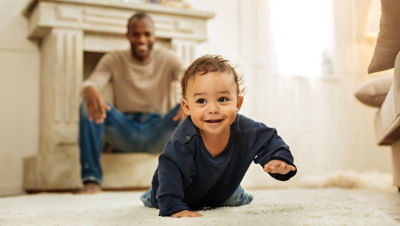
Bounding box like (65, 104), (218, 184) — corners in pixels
(173, 106), (186, 122)
(165, 49), (185, 122)
(81, 52), (115, 123)
(83, 86), (110, 124)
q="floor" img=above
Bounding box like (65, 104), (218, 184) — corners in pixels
(2, 188), (399, 225)
(348, 189), (400, 223)
(25, 188), (400, 223)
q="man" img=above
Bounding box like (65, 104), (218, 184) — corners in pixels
(79, 12), (185, 193)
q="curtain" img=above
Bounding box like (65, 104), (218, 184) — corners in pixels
(237, 0), (393, 188)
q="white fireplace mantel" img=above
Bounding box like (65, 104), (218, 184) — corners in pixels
(23, 0), (214, 191)
(24, 0), (214, 56)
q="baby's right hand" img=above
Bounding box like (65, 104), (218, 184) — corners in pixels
(171, 210), (202, 218)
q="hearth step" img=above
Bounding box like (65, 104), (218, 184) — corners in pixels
(24, 152), (158, 192)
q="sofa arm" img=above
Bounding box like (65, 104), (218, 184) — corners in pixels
(374, 51), (400, 145)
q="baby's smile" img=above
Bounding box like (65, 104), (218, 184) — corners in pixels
(204, 118), (224, 124)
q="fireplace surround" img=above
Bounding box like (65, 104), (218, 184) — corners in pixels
(23, 0), (213, 190)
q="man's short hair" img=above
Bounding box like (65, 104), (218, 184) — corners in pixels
(127, 12), (154, 33)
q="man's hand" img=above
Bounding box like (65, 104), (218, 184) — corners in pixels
(171, 210), (202, 218)
(83, 86), (111, 124)
(172, 106), (186, 123)
(264, 159), (296, 175)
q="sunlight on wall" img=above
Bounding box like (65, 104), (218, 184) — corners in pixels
(269, 0), (334, 77)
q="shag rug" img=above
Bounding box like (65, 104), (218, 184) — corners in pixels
(0, 188), (398, 226)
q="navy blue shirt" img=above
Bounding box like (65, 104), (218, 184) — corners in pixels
(151, 114), (297, 216)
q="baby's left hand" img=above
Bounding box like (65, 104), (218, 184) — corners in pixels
(264, 159), (296, 175)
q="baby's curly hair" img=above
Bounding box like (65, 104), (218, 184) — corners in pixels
(181, 55), (243, 99)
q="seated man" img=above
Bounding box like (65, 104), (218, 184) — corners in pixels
(79, 12), (185, 193)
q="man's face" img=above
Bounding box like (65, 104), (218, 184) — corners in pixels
(182, 72), (243, 137)
(126, 18), (155, 61)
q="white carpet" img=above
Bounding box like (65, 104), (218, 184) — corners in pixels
(0, 188), (398, 226)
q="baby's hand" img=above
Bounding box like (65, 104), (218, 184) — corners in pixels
(171, 210), (202, 218)
(264, 159), (296, 174)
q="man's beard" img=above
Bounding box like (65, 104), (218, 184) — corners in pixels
(131, 43), (153, 61)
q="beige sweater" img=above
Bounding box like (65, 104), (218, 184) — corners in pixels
(82, 46), (183, 114)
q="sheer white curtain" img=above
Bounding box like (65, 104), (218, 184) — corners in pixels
(238, 0), (392, 188)
(269, 0), (334, 77)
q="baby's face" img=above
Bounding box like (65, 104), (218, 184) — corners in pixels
(182, 71), (243, 137)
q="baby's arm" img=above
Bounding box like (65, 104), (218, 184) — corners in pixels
(157, 141), (199, 217)
(249, 121), (297, 180)
(264, 159), (296, 174)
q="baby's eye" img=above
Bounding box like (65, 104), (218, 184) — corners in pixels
(218, 97), (229, 102)
(196, 98), (206, 104)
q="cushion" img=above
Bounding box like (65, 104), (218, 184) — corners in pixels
(354, 75), (392, 107)
(368, 0), (400, 73)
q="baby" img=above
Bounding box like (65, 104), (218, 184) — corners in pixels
(141, 55), (297, 217)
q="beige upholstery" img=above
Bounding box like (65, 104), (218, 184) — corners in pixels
(368, 0), (400, 73)
(354, 75), (392, 108)
(374, 51), (400, 187)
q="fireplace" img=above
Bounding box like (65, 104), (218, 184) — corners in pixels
(23, 0), (213, 190)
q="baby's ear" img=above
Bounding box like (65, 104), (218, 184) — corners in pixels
(181, 99), (191, 115)
(236, 96), (243, 111)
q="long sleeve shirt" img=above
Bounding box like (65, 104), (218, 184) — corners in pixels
(81, 45), (183, 114)
(150, 114), (297, 216)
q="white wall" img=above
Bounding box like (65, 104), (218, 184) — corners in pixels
(0, 0), (40, 195)
(190, 0), (240, 62)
